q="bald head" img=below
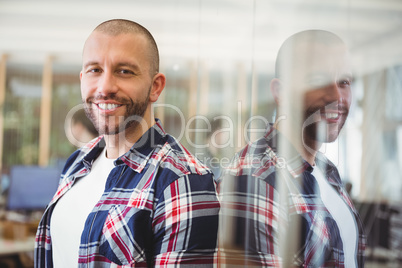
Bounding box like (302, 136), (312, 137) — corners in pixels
(271, 30), (353, 145)
(89, 19), (160, 76)
(275, 30), (347, 79)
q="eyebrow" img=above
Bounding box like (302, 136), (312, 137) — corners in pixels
(304, 72), (354, 81)
(83, 61), (141, 72)
(116, 62), (141, 72)
(339, 73), (354, 82)
(83, 61), (99, 70)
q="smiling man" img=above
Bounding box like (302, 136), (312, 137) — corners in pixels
(35, 19), (219, 268)
(217, 30), (365, 267)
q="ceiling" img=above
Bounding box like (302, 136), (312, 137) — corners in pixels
(0, 0), (402, 75)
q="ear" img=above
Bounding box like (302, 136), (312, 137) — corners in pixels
(270, 78), (282, 105)
(149, 73), (166, 103)
(80, 71), (83, 81)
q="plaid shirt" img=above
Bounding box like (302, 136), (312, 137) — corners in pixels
(35, 119), (220, 267)
(217, 124), (365, 267)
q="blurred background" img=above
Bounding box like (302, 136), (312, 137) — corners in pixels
(0, 0), (401, 266)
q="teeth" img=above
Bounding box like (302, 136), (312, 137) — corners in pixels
(97, 103), (120, 110)
(324, 113), (339, 119)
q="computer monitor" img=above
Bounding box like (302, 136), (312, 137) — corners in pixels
(6, 166), (60, 211)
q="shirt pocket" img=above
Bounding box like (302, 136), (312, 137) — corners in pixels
(99, 204), (151, 266)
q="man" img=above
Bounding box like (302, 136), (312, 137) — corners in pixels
(217, 30), (365, 267)
(35, 19), (219, 267)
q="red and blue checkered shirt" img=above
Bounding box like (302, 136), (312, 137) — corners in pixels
(217, 124), (365, 267)
(35, 119), (220, 267)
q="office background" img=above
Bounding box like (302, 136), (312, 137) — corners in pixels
(0, 0), (402, 266)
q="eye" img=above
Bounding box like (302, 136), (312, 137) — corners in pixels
(118, 69), (135, 75)
(88, 68), (101, 73)
(338, 79), (351, 87)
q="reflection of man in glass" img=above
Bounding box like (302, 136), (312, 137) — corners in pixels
(218, 30), (365, 267)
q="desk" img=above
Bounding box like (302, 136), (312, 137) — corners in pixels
(0, 237), (35, 256)
(0, 220), (36, 267)
(0, 237), (35, 268)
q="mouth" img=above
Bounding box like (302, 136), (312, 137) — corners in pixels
(321, 111), (341, 121)
(97, 103), (122, 110)
(94, 102), (123, 112)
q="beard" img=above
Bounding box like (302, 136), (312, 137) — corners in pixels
(83, 89), (150, 135)
(302, 102), (348, 144)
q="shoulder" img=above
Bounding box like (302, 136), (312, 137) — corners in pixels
(60, 148), (85, 177)
(146, 134), (216, 200)
(150, 133), (212, 178)
(222, 136), (276, 178)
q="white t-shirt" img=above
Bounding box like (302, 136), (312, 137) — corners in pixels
(312, 167), (358, 268)
(50, 149), (115, 267)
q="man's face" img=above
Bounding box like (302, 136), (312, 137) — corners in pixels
(291, 42), (352, 143)
(80, 31), (153, 135)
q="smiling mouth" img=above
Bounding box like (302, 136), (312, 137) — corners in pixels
(96, 103), (123, 111)
(322, 112), (340, 120)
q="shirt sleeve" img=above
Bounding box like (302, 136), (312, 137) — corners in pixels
(216, 172), (284, 267)
(152, 173), (220, 267)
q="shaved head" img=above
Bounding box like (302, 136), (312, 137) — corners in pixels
(89, 19), (160, 76)
(275, 30), (346, 79)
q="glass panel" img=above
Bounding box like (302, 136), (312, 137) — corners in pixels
(3, 64), (42, 171)
(0, 0), (401, 265)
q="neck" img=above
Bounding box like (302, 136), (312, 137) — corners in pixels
(300, 136), (321, 166)
(104, 111), (154, 159)
(275, 123), (321, 166)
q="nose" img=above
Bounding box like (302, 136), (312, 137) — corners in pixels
(97, 71), (118, 96)
(326, 81), (342, 103)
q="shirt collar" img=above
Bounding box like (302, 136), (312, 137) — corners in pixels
(81, 118), (166, 173)
(119, 119), (166, 173)
(264, 124), (313, 178)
